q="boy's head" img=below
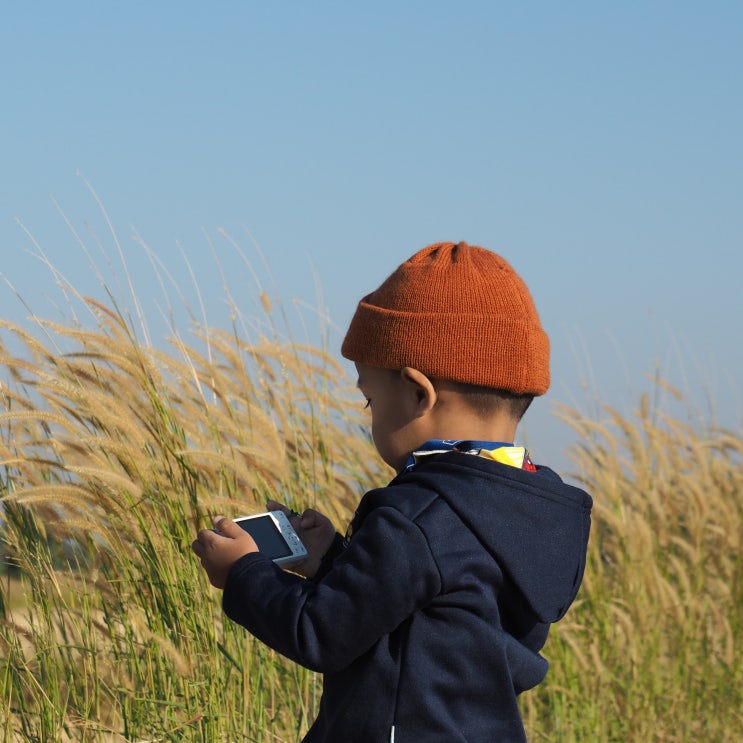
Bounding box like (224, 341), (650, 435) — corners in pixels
(342, 242), (550, 471)
(341, 241), (550, 396)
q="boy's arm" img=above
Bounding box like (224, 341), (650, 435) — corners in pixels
(312, 531), (348, 581)
(221, 505), (441, 673)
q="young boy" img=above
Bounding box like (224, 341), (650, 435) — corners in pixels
(192, 241), (592, 742)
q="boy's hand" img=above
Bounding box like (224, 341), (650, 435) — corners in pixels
(267, 500), (336, 579)
(192, 516), (258, 589)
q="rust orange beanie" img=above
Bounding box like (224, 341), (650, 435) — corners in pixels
(341, 241), (550, 395)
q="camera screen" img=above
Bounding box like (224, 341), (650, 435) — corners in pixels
(236, 516), (292, 559)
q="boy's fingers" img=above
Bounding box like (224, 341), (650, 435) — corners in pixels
(194, 526), (219, 547)
(267, 500), (303, 520)
(213, 516), (243, 538)
(297, 509), (318, 527)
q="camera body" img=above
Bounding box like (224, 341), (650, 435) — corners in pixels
(233, 511), (307, 566)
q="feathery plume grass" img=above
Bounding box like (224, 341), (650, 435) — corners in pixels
(1, 222), (740, 740)
(520, 392), (743, 741)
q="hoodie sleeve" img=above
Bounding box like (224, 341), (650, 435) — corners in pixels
(222, 505), (442, 673)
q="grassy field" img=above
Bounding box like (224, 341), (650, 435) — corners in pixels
(1, 292), (741, 741)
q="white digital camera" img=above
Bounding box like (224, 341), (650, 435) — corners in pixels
(233, 511), (307, 567)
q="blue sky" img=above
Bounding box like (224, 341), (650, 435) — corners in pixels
(2, 2), (741, 473)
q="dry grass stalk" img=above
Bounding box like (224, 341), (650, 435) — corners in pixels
(2, 282), (740, 739)
(520, 396), (743, 740)
(0, 293), (379, 740)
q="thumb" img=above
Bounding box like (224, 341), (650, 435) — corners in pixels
(214, 516), (243, 538)
(297, 509), (321, 528)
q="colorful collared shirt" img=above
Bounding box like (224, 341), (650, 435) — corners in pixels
(404, 439), (536, 472)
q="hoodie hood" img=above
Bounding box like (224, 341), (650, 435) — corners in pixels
(401, 452), (592, 624)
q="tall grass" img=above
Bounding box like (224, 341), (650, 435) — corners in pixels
(520, 393), (743, 741)
(1, 257), (741, 740)
(0, 289), (382, 741)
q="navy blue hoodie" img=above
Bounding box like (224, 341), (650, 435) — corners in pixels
(223, 453), (592, 742)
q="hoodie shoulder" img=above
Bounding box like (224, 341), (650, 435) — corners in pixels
(395, 453), (593, 623)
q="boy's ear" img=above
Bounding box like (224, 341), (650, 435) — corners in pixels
(400, 367), (437, 414)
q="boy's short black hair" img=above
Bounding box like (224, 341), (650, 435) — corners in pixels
(444, 380), (534, 421)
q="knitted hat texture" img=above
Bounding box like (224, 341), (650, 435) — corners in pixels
(341, 241), (550, 395)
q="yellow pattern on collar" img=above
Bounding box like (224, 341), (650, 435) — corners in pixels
(478, 446), (527, 468)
